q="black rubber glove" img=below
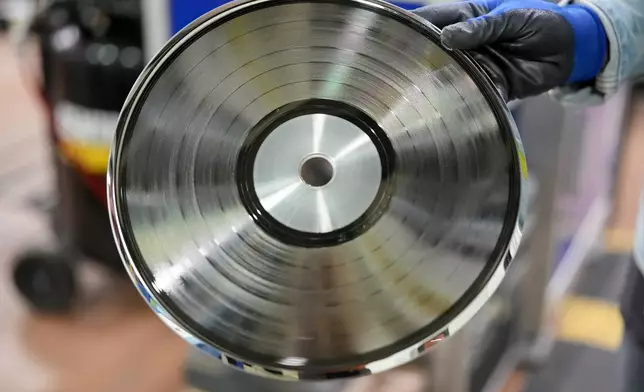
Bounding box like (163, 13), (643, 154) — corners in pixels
(413, 0), (608, 101)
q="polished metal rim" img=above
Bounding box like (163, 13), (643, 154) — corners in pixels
(108, 0), (528, 380)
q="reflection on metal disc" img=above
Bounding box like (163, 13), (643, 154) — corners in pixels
(108, 0), (527, 381)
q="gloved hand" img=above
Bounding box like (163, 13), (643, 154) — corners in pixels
(413, 0), (608, 101)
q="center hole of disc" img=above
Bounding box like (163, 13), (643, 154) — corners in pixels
(300, 155), (334, 187)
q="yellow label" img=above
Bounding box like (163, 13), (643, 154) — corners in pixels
(59, 142), (111, 174)
(557, 296), (623, 351)
(518, 148), (528, 180)
(54, 101), (117, 174)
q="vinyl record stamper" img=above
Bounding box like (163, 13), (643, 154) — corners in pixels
(108, 0), (528, 380)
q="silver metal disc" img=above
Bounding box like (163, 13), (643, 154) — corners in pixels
(108, 0), (527, 380)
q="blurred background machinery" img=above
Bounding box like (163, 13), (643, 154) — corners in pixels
(10, 0), (143, 312)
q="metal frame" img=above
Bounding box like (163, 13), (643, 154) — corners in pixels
(141, 0), (171, 60)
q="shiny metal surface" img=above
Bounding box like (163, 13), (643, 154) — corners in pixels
(108, 0), (526, 380)
(254, 113), (382, 233)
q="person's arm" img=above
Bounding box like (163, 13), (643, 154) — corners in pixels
(554, 0), (644, 105)
(412, 0), (644, 105)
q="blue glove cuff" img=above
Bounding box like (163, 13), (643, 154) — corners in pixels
(561, 5), (608, 84)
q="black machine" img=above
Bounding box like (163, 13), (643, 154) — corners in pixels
(12, 0), (143, 313)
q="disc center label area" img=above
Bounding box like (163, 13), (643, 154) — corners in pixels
(236, 100), (397, 247)
(251, 112), (382, 235)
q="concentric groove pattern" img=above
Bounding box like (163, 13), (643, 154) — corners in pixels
(109, 0), (525, 380)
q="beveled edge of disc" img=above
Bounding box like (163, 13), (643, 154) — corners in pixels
(106, 0), (528, 381)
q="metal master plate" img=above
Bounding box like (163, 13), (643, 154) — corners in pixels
(108, 0), (526, 380)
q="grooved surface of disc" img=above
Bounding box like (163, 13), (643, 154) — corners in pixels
(108, 0), (522, 377)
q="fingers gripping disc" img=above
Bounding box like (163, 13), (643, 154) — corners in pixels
(108, 0), (527, 381)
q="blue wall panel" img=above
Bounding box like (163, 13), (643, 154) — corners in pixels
(169, 1), (425, 33)
(170, 1), (230, 33)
